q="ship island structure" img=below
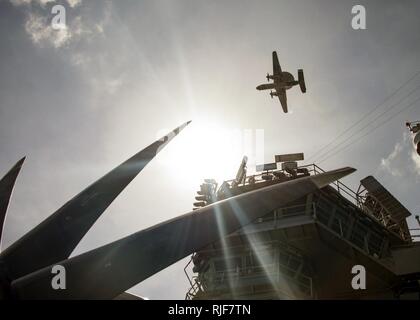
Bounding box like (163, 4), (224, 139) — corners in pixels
(184, 154), (420, 300)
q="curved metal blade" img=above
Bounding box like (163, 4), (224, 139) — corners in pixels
(11, 167), (355, 300)
(0, 121), (191, 281)
(0, 157), (25, 248)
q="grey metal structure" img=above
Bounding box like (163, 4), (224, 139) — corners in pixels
(185, 162), (420, 300)
(357, 176), (411, 240)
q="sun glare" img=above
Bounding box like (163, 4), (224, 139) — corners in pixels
(156, 121), (259, 186)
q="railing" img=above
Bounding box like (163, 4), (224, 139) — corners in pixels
(220, 163), (416, 243)
(304, 164), (360, 206)
(221, 163), (360, 207)
(184, 257), (195, 295)
(409, 228), (420, 240)
(185, 274), (203, 300)
(185, 196), (407, 299)
(186, 262), (313, 300)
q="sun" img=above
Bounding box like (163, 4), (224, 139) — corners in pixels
(156, 121), (249, 187)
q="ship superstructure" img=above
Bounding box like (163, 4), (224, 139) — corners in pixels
(185, 155), (420, 300)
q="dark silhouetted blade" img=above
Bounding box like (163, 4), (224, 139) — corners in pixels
(11, 167), (356, 300)
(273, 51), (282, 75)
(0, 158), (25, 245)
(278, 89), (288, 113)
(0, 121), (191, 281)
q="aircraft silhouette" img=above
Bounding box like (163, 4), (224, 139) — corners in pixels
(257, 51), (306, 113)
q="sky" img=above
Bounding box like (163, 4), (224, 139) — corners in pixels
(0, 0), (419, 299)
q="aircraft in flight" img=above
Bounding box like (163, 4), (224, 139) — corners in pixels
(256, 51), (306, 113)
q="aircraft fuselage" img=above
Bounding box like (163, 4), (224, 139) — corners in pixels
(257, 71), (295, 91)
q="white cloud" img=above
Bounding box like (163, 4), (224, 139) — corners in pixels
(69, 51), (89, 66)
(66, 0), (82, 8)
(411, 149), (420, 173)
(380, 140), (404, 176)
(12, 0), (121, 96)
(11, 0), (57, 7)
(11, 0), (81, 7)
(380, 132), (420, 177)
(10, 0), (93, 49)
(25, 12), (71, 48)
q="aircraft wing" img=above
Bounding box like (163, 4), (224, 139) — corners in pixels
(277, 89), (288, 113)
(272, 51), (282, 75)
